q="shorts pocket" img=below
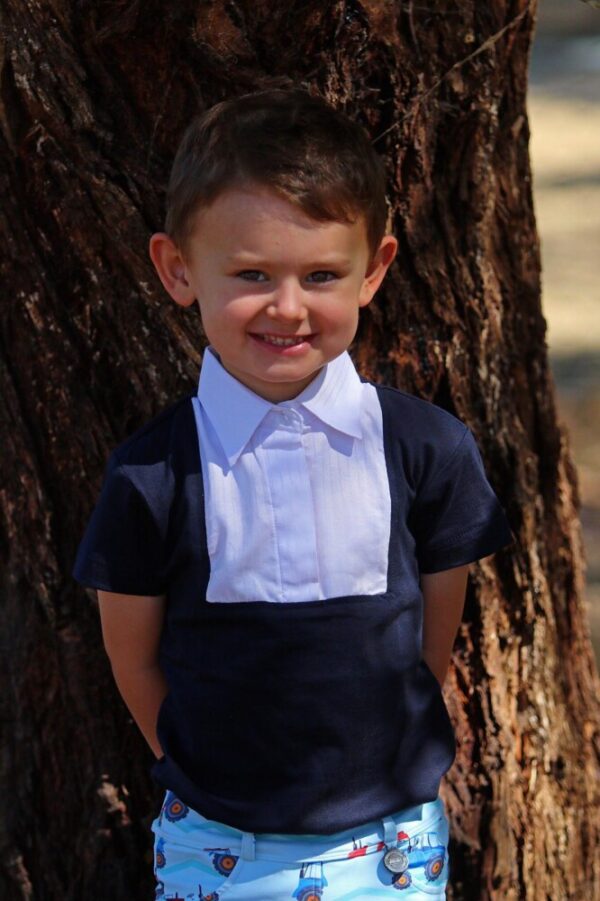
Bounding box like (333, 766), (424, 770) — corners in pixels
(390, 811), (449, 895)
(151, 797), (244, 899)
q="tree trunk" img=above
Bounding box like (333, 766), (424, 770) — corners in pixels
(1, 0), (599, 898)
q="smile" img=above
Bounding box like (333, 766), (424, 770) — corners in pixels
(252, 334), (312, 347)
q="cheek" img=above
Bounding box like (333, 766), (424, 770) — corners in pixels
(199, 296), (253, 333)
(324, 296), (361, 332)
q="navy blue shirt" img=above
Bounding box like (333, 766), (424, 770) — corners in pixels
(72, 381), (515, 833)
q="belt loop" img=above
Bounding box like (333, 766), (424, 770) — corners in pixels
(382, 816), (398, 848)
(406, 804), (424, 824)
(240, 831), (256, 861)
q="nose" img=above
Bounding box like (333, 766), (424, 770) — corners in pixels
(266, 279), (307, 321)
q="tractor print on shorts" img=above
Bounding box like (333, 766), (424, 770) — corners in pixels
(203, 846), (240, 879)
(160, 888), (222, 901)
(163, 894), (206, 901)
(346, 835), (389, 859)
(292, 861), (329, 900)
(161, 791), (190, 825)
(391, 831), (446, 890)
(155, 837), (167, 869)
(196, 886), (221, 901)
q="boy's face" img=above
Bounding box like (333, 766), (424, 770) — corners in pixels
(149, 184), (397, 403)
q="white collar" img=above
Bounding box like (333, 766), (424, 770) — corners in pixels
(197, 347), (364, 467)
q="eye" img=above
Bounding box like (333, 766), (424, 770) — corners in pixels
(236, 270), (267, 282)
(306, 271), (338, 283)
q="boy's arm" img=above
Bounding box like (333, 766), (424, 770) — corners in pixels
(420, 562), (472, 687)
(97, 590), (168, 760)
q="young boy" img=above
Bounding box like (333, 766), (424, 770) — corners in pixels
(72, 87), (514, 899)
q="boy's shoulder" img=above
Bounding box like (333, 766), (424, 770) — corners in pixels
(110, 392), (196, 468)
(107, 379), (471, 472)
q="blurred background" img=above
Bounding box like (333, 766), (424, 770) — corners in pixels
(529, 0), (600, 662)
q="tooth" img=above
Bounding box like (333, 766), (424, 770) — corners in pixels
(260, 335), (305, 345)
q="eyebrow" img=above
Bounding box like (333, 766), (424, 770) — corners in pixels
(224, 255), (353, 266)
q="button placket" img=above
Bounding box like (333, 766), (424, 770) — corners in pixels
(262, 409), (319, 601)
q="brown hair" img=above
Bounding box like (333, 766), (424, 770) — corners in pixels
(164, 87), (389, 264)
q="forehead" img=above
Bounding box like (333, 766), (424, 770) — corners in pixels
(188, 185), (370, 259)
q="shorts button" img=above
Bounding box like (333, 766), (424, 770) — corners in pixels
(383, 847), (409, 874)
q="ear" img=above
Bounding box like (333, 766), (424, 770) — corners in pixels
(148, 232), (197, 308)
(358, 235), (398, 308)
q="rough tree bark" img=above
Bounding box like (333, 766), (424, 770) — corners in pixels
(1, 1), (599, 898)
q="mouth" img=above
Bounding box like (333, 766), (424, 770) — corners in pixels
(250, 333), (314, 347)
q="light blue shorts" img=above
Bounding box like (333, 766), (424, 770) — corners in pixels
(151, 790), (450, 899)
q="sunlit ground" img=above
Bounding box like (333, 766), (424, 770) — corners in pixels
(528, 32), (600, 664)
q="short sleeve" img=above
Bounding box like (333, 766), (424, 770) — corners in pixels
(410, 426), (515, 574)
(71, 450), (166, 595)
